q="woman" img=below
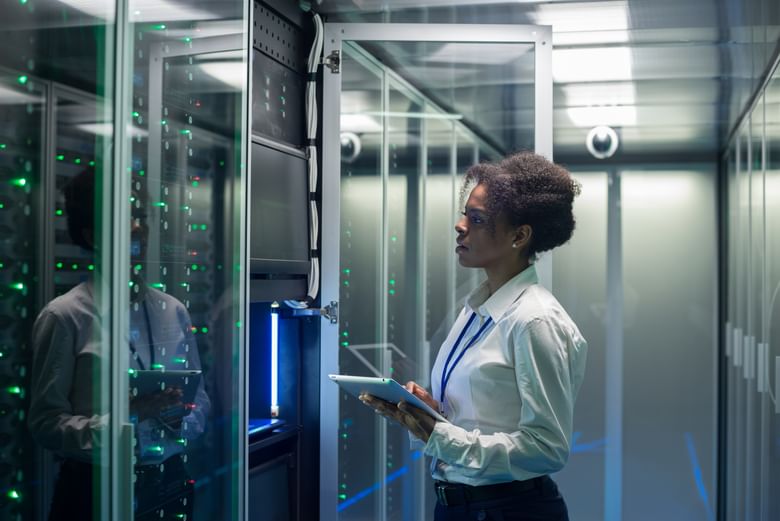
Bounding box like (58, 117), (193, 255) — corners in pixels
(361, 152), (587, 521)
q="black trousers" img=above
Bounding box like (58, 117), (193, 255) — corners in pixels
(433, 476), (570, 521)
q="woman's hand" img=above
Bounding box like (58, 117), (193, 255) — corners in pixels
(359, 393), (437, 443)
(404, 381), (440, 411)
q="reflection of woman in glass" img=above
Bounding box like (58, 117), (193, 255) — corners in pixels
(28, 170), (210, 521)
(362, 153), (587, 521)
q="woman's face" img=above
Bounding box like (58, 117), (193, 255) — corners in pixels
(454, 183), (518, 268)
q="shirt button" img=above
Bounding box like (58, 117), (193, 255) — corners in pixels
(476, 510), (487, 520)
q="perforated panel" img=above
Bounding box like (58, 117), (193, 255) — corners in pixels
(253, 2), (306, 73)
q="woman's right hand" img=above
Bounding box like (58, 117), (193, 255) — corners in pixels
(405, 381), (439, 411)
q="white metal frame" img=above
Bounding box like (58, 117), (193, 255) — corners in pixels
(320, 23), (553, 521)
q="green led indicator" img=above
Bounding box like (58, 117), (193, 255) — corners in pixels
(7, 489), (20, 501)
(182, 37), (192, 43)
(192, 180), (199, 187)
(148, 445), (164, 454)
(191, 264), (198, 270)
(55, 209), (63, 215)
(343, 268), (351, 274)
(341, 331), (348, 337)
(343, 280), (349, 286)
(71, 263), (78, 270)
(56, 154), (65, 161)
(201, 327), (208, 334)
(0, 203), (4, 209)
(74, 158), (81, 164)
(151, 283), (164, 289)
(139, 170), (145, 176)
(179, 283), (189, 288)
(176, 514), (186, 519)
(341, 341), (349, 347)
(153, 24), (166, 30)
(339, 494), (347, 500)
(130, 196), (136, 203)
(181, 205), (190, 211)
(88, 264), (95, 271)
(11, 178), (27, 187)
(0, 143), (6, 149)
(132, 111), (140, 117)
(0, 262), (4, 269)
(173, 357), (186, 364)
(89, 160), (95, 167)
(389, 289), (396, 295)
(180, 129), (191, 135)
(176, 438), (186, 444)
(161, 119), (167, 125)
(134, 264), (142, 271)
(10, 282), (24, 291)
(341, 433), (348, 439)
(7, 386), (22, 394)
(340, 483), (347, 489)
(200, 224), (207, 230)
(219, 161), (225, 167)
(128, 368), (137, 375)
(235, 321), (242, 328)
(391, 235), (398, 242)
(389, 279), (396, 285)
(56, 262), (63, 269)
(153, 201), (166, 207)
(129, 281), (134, 287)
(17, 75), (28, 85)
(151, 363), (164, 370)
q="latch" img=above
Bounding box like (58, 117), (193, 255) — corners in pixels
(323, 50), (340, 74)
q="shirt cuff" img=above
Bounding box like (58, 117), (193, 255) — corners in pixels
(423, 421), (454, 458)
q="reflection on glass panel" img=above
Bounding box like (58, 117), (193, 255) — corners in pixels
(126, 8), (245, 521)
(1, 1), (115, 520)
(552, 171), (607, 521)
(360, 41), (535, 153)
(726, 148), (739, 521)
(621, 169), (717, 520)
(766, 67), (780, 521)
(338, 45), (384, 521)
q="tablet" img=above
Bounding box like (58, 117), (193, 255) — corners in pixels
(130, 369), (202, 404)
(329, 374), (448, 423)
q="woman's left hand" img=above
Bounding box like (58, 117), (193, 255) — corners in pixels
(359, 393), (437, 442)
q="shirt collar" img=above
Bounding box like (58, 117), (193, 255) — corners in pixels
(465, 264), (539, 322)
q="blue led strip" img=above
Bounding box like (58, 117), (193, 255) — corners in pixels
(271, 309), (279, 417)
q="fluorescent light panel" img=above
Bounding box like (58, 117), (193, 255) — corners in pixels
(271, 311), (279, 416)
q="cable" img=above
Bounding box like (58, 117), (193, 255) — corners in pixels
(285, 11), (323, 309)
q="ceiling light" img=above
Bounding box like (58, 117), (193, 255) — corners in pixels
(553, 47), (633, 83)
(198, 62), (245, 90)
(422, 43), (533, 66)
(567, 105), (637, 128)
(532, 1), (629, 45)
(341, 114), (382, 133)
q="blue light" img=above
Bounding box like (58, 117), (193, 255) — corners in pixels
(337, 451), (423, 512)
(271, 309), (279, 417)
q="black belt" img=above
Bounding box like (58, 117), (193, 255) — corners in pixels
(434, 476), (546, 507)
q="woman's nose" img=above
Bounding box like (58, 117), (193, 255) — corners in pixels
(455, 216), (467, 235)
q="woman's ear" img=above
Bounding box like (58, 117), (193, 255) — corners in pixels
(512, 224), (532, 250)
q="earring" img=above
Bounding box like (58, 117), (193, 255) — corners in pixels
(511, 243), (518, 249)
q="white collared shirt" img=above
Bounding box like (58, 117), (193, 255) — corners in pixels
(422, 264), (587, 485)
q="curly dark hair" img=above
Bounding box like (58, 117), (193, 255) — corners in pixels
(461, 152), (581, 256)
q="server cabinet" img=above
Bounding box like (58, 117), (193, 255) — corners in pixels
(319, 24), (552, 521)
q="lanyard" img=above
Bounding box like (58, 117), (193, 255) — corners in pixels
(439, 312), (493, 403)
(129, 300), (155, 370)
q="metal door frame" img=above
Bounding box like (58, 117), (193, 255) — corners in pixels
(319, 23), (552, 521)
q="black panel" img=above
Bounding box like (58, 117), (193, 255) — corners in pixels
(251, 50), (305, 148)
(250, 142), (309, 274)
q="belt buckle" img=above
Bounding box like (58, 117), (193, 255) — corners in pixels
(435, 484), (450, 506)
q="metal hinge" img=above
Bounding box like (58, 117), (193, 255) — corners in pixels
(323, 50), (340, 74)
(286, 300), (338, 324)
(322, 301), (338, 324)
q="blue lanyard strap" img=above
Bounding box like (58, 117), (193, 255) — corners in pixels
(439, 312), (494, 403)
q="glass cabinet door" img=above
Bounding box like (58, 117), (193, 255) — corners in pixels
(121, 7), (248, 521)
(321, 24), (550, 521)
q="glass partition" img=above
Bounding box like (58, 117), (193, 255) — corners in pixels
(0, 1), (248, 520)
(335, 41), (507, 521)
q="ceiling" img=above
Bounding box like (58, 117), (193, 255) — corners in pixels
(315, 0), (780, 162)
